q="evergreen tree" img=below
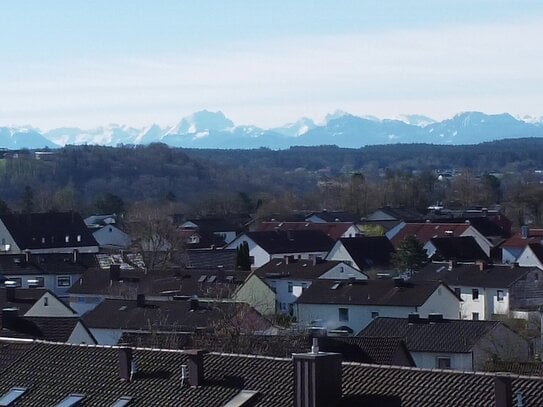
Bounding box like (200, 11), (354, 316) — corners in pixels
(21, 186), (34, 213)
(392, 235), (428, 276)
(237, 241), (251, 270)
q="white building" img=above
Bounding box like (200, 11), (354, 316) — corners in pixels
(296, 279), (460, 334)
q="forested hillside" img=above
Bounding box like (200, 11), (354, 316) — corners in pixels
(2, 138), (543, 218)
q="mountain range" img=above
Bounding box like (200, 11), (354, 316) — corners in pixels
(1, 110), (543, 150)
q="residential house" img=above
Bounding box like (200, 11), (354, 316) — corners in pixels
(238, 258), (366, 316)
(252, 221), (360, 240)
(411, 262), (541, 320)
(326, 236), (396, 272)
(0, 212), (99, 255)
(359, 316), (529, 371)
(502, 227), (543, 263)
(0, 288), (96, 344)
(387, 222), (493, 257)
(82, 295), (270, 345)
(89, 224), (131, 249)
(0, 253), (98, 298)
(366, 207), (424, 222)
(226, 230), (335, 268)
(296, 279), (460, 334)
(424, 236), (489, 262)
(1, 337), (541, 406)
(178, 216), (251, 248)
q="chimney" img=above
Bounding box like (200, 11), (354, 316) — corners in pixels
(118, 346), (133, 382)
(448, 260), (456, 271)
(293, 350), (342, 407)
(189, 295), (199, 311)
(494, 375), (513, 407)
(428, 313), (443, 323)
(1, 308), (18, 329)
(521, 225), (529, 240)
(73, 249), (79, 263)
(476, 260), (488, 272)
(136, 294), (145, 308)
(408, 313), (420, 324)
(185, 349), (206, 387)
(217, 265), (225, 282)
(284, 255), (290, 265)
(24, 249), (31, 263)
(110, 264), (121, 282)
(5, 287), (16, 302)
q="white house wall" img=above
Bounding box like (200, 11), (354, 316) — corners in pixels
(67, 322), (97, 344)
(451, 285), (509, 320)
(4, 273), (80, 298)
(326, 242), (359, 270)
(517, 247), (543, 269)
(93, 225), (131, 249)
(0, 221), (20, 253)
(319, 263), (367, 280)
(25, 292), (76, 317)
(227, 236), (270, 268)
(418, 286), (460, 319)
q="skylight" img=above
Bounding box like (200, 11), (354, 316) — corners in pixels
(222, 390), (259, 407)
(330, 282), (341, 290)
(55, 394), (85, 407)
(0, 387), (27, 406)
(197, 275), (207, 283)
(207, 275), (217, 283)
(111, 396), (132, 407)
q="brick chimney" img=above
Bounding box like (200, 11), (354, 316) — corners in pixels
(110, 264), (121, 282)
(494, 375), (512, 407)
(293, 348), (342, 407)
(118, 346), (133, 382)
(185, 349), (206, 387)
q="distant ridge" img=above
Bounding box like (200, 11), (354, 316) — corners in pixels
(2, 110), (543, 150)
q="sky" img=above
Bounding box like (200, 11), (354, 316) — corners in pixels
(1, 0), (542, 130)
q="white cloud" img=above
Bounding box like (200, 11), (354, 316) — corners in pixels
(1, 18), (542, 129)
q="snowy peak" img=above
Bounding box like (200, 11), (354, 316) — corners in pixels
(0, 127), (58, 149)
(396, 114), (435, 127)
(166, 110), (234, 136)
(272, 117), (316, 137)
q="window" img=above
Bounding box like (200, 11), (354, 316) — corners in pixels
(57, 275), (71, 287)
(27, 277), (44, 288)
(497, 290), (505, 302)
(472, 312), (479, 321)
(287, 282), (293, 293)
(436, 357), (451, 369)
(5, 278), (22, 288)
(472, 288), (479, 300)
(0, 387), (27, 406)
(371, 311), (379, 319)
(454, 287), (461, 297)
(55, 394), (85, 407)
(111, 397), (132, 407)
(65, 235), (70, 243)
(339, 307), (349, 322)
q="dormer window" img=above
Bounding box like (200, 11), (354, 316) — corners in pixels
(76, 235), (81, 242)
(65, 235), (70, 243)
(41, 237), (46, 244)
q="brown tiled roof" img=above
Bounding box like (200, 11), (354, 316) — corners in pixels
(502, 229), (543, 248)
(359, 317), (503, 353)
(297, 279), (445, 307)
(391, 223), (470, 248)
(485, 360), (543, 376)
(1, 340), (543, 406)
(306, 211), (358, 222)
(255, 221), (355, 240)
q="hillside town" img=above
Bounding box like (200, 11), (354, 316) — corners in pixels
(2, 205), (543, 405)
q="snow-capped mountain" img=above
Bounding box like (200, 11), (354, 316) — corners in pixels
(3, 110), (543, 149)
(0, 127), (58, 149)
(271, 117), (316, 137)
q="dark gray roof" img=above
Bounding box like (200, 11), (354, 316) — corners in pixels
(412, 263), (531, 289)
(0, 253), (97, 276)
(1, 340), (543, 406)
(184, 249), (237, 270)
(306, 211), (358, 222)
(82, 298), (268, 333)
(1, 315), (91, 343)
(338, 236), (395, 269)
(0, 288), (50, 314)
(296, 279), (446, 307)
(244, 230), (334, 254)
(428, 236), (489, 262)
(373, 207), (424, 221)
(69, 268), (249, 299)
(255, 259), (354, 281)
(0, 212), (98, 250)
(359, 317), (502, 353)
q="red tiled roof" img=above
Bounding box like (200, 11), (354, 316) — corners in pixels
(502, 229), (543, 248)
(391, 223), (470, 248)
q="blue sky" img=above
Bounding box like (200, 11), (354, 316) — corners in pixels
(1, 1), (542, 129)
